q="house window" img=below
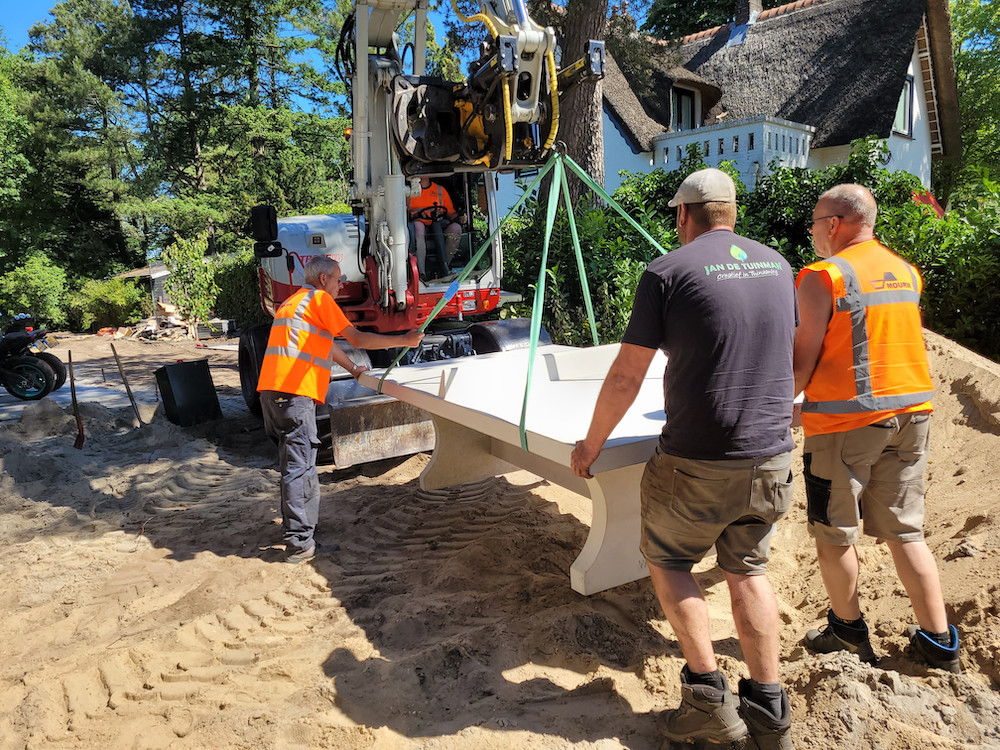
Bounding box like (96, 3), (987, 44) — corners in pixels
(718, 138), (724, 155)
(749, 132), (755, 150)
(767, 132), (772, 149)
(663, 148), (668, 164)
(672, 88), (696, 131)
(733, 135), (739, 153)
(894, 75), (914, 137)
(677, 145), (682, 161)
(704, 140), (710, 156)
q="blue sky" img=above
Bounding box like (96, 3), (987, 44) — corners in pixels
(1, 0), (57, 51)
(2, 1), (457, 53)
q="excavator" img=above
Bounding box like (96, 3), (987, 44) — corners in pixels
(241, 0), (604, 466)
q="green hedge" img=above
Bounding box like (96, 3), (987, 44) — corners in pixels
(64, 277), (147, 331)
(211, 248), (271, 330)
(501, 138), (1000, 362)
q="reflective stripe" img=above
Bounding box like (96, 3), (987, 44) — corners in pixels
(828, 255), (872, 408)
(264, 289), (337, 368)
(802, 391), (934, 413)
(805, 256), (928, 415)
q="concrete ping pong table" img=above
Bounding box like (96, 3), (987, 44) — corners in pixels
(358, 343), (668, 595)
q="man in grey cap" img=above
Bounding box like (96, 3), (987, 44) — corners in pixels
(572, 168), (798, 748)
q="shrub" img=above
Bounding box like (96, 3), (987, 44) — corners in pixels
(0, 253), (68, 327)
(64, 277), (147, 332)
(162, 233), (220, 336)
(500, 138), (1000, 361)
(878, 174), (1000, 360)
(212, 248), (271, 329)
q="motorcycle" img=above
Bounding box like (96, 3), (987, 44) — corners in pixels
(0, 315), (66, 400)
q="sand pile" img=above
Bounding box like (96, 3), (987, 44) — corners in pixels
(0, 332), (997, 749)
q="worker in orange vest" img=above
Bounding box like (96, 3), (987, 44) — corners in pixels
(794, 184), (959, 672)
(408, 176), (466, 280)
(257, 255), (423, 563)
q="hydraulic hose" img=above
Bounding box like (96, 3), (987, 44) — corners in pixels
(451, 0), (512, 162)
(542, 49), (559, 151)
(501, 77), (513, 162)
(450, 0), (498, 37)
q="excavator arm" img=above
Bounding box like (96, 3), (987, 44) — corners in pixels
(344, 0), (604, 312)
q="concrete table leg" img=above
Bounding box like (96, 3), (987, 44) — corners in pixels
(569, 464), (649, 595)
(422, 419), (650, 596)
(421, 414), (517, 490)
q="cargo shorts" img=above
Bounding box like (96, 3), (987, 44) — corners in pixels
(639, 447), (794, 575)
(803, 411), (931, 546)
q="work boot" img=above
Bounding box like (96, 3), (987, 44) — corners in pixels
(804, 610), (878, 665)
(738, 679), (793, 750)
(660, 668), (748, 744)
(906, 624), (961, 673)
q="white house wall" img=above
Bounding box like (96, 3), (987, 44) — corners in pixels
(884, 46), (933, 187)
(649, 116), (814, 190)
(807, 46), (932, 187)
(603, 110), (653, 196)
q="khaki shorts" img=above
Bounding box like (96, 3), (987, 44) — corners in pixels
(639, 448), (793, 575)
(803, 412), (930, 545)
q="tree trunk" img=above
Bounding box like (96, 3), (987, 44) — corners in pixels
(558, 0), (607, 203)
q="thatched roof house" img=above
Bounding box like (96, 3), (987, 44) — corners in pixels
(601, 0), (960, 190)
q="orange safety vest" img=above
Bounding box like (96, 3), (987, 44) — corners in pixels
(798, 240), (933, 436)
(256, 286), (350, 403)
(408, 182), (454, 225)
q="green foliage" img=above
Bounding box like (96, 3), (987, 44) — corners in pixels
(1, 1), (142, 280)
(64, 277), (147, 331)
(162, 233), (220, 335)
(936, 0), (1000, 204)
(502, 138), (1000, 362)
(642, 0), (784, 39)
(304, 200), (352, 215)
(743, 138), (922, 271)
(878, 174), (1000, 360)
(211, 248), (271, 328)
(502, 181), (665, 346)
(0, 253), (68, 327)
(0, 55), (29, 207)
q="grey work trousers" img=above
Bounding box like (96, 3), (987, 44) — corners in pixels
(260, 390), (321, 553)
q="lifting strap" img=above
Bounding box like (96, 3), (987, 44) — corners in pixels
(378, 149), (670, 452)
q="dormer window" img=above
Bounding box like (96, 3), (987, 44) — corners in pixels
(672, 88), (696, 131)
(893, 75), (914, 138)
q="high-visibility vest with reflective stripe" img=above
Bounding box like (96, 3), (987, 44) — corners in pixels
(798, 240), (933, 436)
(408, 182), (454, 225)
(256, 286), (350, 403)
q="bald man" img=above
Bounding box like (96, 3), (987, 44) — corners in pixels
(795, 184), (960, 673)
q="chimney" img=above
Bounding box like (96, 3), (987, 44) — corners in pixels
(735, 0), (763, 26)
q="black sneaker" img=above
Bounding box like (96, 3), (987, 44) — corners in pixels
(660, 670), (748, 744)
(906, 624), (961, 673)
(738, 679), (793, 750)
(804, 610), (878, 665)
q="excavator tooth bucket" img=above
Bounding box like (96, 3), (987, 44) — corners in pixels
(322, 378), (435, 468)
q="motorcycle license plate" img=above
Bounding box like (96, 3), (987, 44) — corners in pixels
(32, 335), (57, 352)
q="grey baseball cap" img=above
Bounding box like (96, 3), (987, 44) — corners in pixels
(667, 168), (737, 207)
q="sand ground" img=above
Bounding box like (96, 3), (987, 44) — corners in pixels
(0, 330), (998, 749)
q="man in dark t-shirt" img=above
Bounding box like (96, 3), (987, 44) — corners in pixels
(571, 169), (797, 748)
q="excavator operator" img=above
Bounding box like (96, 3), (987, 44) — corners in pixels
(408, 176), (466, 281)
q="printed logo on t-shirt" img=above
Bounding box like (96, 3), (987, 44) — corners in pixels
(704, 245), (782, 281)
